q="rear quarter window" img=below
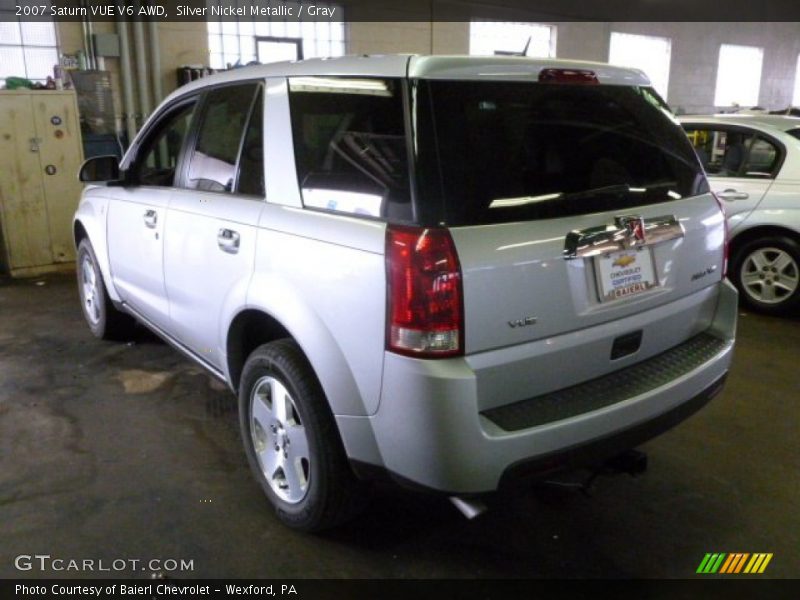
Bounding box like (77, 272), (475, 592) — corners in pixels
(287, 77), (412, 221)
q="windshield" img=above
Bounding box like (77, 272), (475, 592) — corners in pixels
(412, 80), (708, 226)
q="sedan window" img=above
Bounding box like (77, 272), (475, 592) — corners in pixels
(743, 137), (779, 177)
(684, 126), (779, 178)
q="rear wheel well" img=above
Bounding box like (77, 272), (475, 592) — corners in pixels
(74, 220), (89, 248)
(226, 309), (292, 392)
(730, 225), (800, 262)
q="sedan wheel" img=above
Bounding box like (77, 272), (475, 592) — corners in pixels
(732, 236), (800, 316)
(739, 247), (799, 305)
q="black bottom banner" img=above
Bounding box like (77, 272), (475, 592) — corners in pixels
(2, 579), (798, 600)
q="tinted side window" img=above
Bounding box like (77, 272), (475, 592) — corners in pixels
(237, 88), (264, 196)
(288, 77), (411, 220)
(186, 84), (257, 193)
(743, 137), (779, 177)
(684, 127), (751, 176)
(134, 101), (195, 186)
(684, 127), (778, 178)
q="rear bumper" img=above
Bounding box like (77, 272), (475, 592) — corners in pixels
(350, 279), (738, 494)
(498, 372), (727, 487)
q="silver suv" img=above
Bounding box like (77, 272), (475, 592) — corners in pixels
(74, 56), (737, 531)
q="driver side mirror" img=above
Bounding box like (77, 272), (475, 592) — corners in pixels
(79, 155), (121, 184)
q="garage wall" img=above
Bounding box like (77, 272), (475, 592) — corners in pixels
(349, 21), (800, 114)
(561, 22), (800, 114)
(56, 21), (207, 135)
(347, 22), (469, 55)
(54, 19), (800, 130)
(348, 22), (432, 54)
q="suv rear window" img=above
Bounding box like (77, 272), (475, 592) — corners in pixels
(413, 81), (708, 226)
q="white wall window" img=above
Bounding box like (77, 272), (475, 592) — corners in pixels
(0, 12), (59, 87)
(792, 54), (800, 106)
(714, 44), (764, 107)
(207, 1), (345, 69)
(469, 22), (555, 58)
(608, 32), (672, 100)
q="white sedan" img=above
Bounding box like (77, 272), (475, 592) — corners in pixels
(680, 114), (800, 315)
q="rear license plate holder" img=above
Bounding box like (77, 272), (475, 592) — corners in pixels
(595, 248), (658, 302)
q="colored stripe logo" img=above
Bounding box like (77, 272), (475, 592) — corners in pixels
(697, 553), (773, 574)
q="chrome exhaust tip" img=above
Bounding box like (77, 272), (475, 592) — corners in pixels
(449, 496), (487, 520)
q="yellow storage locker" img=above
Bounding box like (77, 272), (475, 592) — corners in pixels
(0, 90), (84, 277)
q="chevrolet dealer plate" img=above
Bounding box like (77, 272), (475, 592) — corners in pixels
(596, 249), (658, 302)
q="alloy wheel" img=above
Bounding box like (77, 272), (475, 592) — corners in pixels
(739, 247), (800, 305)
(250, 376), (310, 504)
(80, 254), (101, 324)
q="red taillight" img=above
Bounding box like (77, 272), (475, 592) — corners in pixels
(386, 225), (463, 358)
(712, 191), (729, 277)
(538, 68), (599, 85)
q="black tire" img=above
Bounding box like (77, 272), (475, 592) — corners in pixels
(76, 238), (135, 340)
(731, 235), (800, 316)
(238, 339), (365, 531)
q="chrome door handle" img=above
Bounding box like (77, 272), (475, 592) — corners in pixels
(217, 228), (240, 254)
(143, 209), (157, 228)
(717, 189), (749, 201)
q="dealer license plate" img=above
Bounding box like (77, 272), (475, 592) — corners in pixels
(595, 248), (658, 302)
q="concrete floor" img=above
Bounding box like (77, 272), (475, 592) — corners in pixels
(0, 273), (798, 579)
